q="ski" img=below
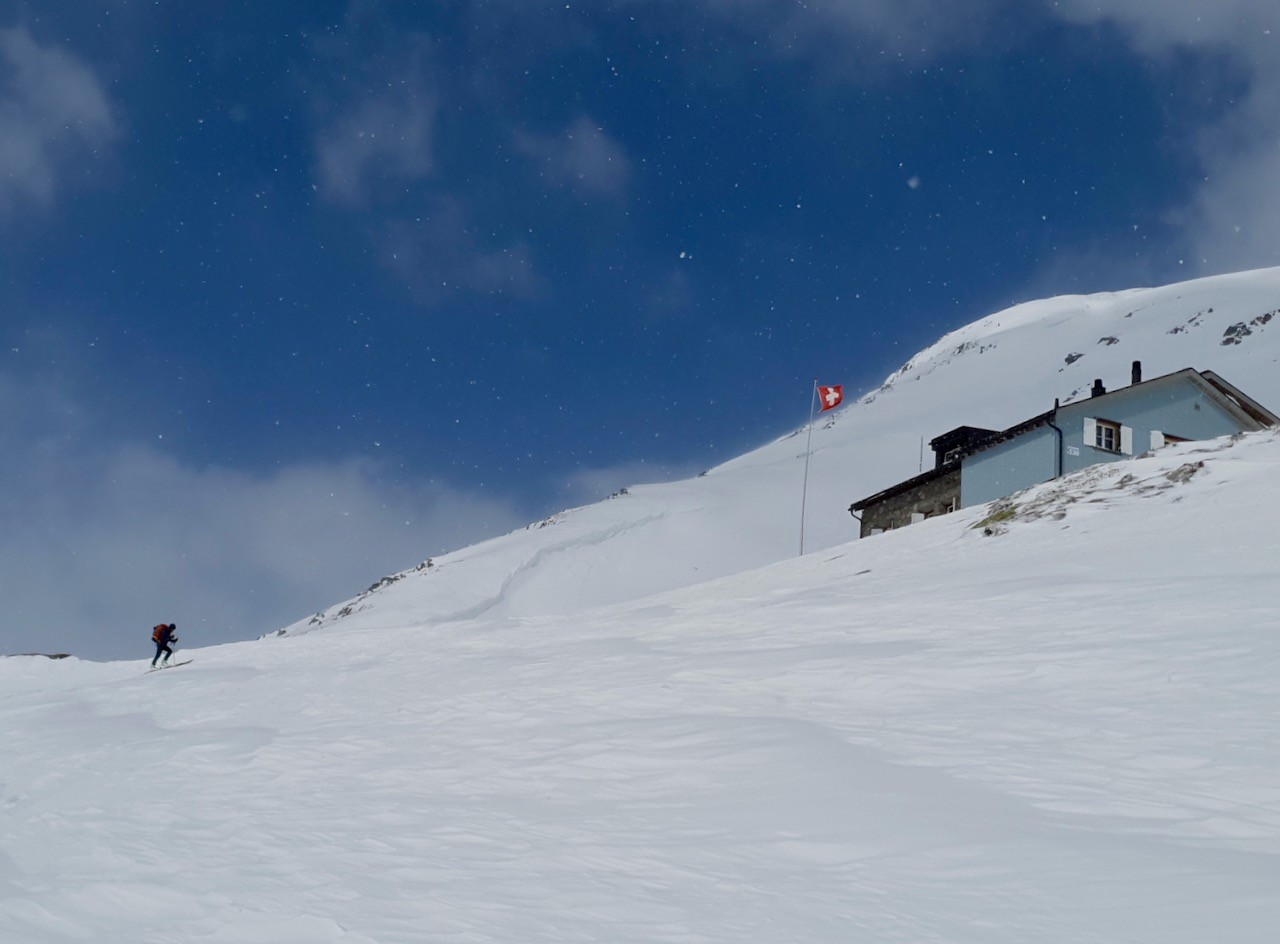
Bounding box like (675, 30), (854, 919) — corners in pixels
(148, 660), (192, 673)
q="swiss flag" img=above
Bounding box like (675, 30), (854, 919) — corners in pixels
(817, 384), (844, 411)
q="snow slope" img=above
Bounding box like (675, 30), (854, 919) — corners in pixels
(4, 268), (1280, 942)
(286, 266), (1280, 638)
(2, 429), (1279, 942)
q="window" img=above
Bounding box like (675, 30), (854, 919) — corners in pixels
(1083, 417), (1133, 454)
(1095, 419), (1121, 452)
(1151, 430), (1189, 449)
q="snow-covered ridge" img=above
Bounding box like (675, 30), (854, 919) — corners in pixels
(280, 266), (1280, 641)
(872, 267), (1280, 400)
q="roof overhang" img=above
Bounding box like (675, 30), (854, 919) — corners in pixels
(850, 459), (960, 511)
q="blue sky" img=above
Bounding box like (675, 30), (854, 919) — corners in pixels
(3, 0), (1278, 658)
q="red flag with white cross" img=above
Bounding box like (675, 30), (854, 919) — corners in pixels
(817, 384), (844, 411)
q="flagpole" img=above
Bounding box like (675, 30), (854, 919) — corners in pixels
(799, 378), (818, 557)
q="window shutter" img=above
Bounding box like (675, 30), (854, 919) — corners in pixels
(1120, 425), (1134, 455)
(1083, 417), (1097, 446)
(1151, 430), (1165, 450)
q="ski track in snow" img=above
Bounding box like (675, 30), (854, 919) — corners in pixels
(445, 510), (671, 624)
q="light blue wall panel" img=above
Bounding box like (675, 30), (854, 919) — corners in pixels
(961, 427), (1058, 508)
(959, 376), (1253, 509)
(1057, 383), (1241, 475)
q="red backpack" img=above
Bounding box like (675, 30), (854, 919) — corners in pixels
(152, 624), (167, 643)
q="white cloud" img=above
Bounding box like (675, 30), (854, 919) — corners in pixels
(709, 0), (1280, 284)
(687, 0), (1011, 66)
(675, 0), (1280, 278)
(314, 82), (437, 207)
(381, 199), (540, 303)
(1047, 0), (1276, 55)
(1039, 0), (1280, 276)
(306, 16), (441, 208)
(0, 365), (528, 662)
(556, 458), (707, 507)
(516, 115), (633, 199)
(0, 27), (118, 214)
(305, 24), (539, 302)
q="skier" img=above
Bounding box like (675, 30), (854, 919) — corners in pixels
(150, 623), (178, 668)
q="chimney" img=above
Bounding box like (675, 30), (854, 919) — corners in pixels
(1091, 378), (1106, 398)
(1131, 360), (1142, 385)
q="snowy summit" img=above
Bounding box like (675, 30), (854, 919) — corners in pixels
(3, 268), (1280, 942)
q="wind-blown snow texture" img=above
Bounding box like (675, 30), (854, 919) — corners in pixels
(3, 268), (1280, 942)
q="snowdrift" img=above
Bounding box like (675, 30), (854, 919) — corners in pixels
(2, 435), (1279, 943)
